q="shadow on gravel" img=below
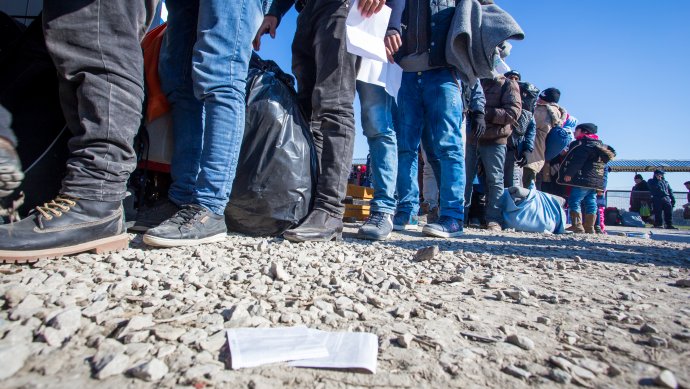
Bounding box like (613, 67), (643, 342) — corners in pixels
(350, 231), (690, 268)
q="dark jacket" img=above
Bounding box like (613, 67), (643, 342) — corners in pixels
(469, 76), (521, 146)
(509, 109), (536, 155)
(647, 177), (675, 205)
(629, 181), (651, 212)
(557, 138), (616, 191)
(394, 0), (456, 67)
(268, 0), (404, 33)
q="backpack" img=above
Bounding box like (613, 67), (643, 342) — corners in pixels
(518, 82), (540, 113)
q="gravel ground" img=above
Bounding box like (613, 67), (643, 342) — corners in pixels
(1, 225), (689, 388)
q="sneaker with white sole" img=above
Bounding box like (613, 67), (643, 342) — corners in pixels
(143, 204), (227, 247)
(422, 216), (464, 238)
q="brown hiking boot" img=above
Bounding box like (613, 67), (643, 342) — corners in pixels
(0, 195), (128, 264)
(583, 214), (597, 234)
(566, 211), (584, 233)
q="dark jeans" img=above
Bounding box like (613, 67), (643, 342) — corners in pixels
(292, 0), (358, 216)
(653, 199), (673, 227)
(42, 0), (152, 201)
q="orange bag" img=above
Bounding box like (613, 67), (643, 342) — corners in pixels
(141, 23), (170, 123)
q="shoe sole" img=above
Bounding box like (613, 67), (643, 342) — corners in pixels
(356, 231), (392, 241)
(393, 224), (419, 231)
(283, 232), (343, 243)
(422, 225), (464, 238)
(142, 233), (227, 248)
(0, 234), (130, 264)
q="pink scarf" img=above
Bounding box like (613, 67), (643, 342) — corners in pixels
(576, 133), (599, 141)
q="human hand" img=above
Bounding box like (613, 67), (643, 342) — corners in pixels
(471, 112), (486, 139)
(384, 32), (401, 63)
(253, 16), (278, 51)
(564, 176), (572, 182)
(516, 151), (528, 167)
(358, 0), (385, 17)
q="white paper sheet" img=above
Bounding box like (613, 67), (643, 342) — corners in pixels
(226, 327), (329, 369)
(346, 0), (391, 63)
(356, 56), (403, 99)
(288, 331), (378, 374)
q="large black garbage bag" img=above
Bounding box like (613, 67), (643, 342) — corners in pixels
(225, 53), (316, 236)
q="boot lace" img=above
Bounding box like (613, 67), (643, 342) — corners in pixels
(365, 212), (387, 228)
(167, 205), (204, 226)
(35, 195), (78, 220)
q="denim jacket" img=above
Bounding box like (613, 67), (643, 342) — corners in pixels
(394, 0), (456, 67)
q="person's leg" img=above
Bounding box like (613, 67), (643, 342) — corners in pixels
(522, 167), (536, 189)
(355, 81), (397, 240)
(582, 189), (598, 233)
(283, 0), (357, 242)
(420, 139), (439, 211)
(393, 72), (424, 230)
(191, 0), (263, 215)
(356, 81), (397, 215)
(478, 143), (506, 229)
(652, 200), (663, 227)
(159, 0), (202, 207)
(421, 69), (465, 238)
(663, 202), (675, 228)
(0, 0), (150, 263)
(0, 105), (22, 198)
(504, 148), (521, 188)
(464, 142), (479, 222)
(144, 0), (263, 247)
(566, 187), (586, 233)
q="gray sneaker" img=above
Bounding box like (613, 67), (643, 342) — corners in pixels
(357, 211), (393, 241)
(129, 199), (180, 232)
(143, 204), (227, 247)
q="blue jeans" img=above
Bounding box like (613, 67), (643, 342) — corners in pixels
(395, 69), (465, 220)
(464, 143), (507, 223)
(357, 81), (397, 215)
(568, 187), (597, 215)
(159, 0), (263, 215)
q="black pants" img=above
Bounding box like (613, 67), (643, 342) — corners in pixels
(653, 199), (673, 227)
(292, 0), (358, 216)
(42, 0), (154, 201)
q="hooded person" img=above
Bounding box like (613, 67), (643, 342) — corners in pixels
(557, 123), (616, 233)
(523, 87), (567, 189)
(647, 169), (677, 229)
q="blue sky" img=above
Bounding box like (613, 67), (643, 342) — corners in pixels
(257, 1), (690, 192)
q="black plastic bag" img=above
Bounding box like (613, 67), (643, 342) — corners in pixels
(224, 53), (316, 236)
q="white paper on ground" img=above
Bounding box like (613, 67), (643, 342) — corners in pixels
(226, 327), (329, 369)
(288, 331), (378, 373)
(346, 0), (391, 63)
(356, 59), (403, 100)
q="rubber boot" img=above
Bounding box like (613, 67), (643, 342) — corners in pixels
(566, 211), (584, 233)
(583, 214), (596, 234)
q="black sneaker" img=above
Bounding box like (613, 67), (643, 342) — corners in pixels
(357, 211), (393, 241)
(143, 204), (227, 247)
(129, 198), (180, 232)
(0, 195), (128, 264)
(0, 137), (23, 198)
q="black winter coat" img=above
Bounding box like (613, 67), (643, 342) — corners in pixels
(557, 138), (616, 191)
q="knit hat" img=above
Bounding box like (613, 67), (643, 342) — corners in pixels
(539, 88), (561, 104)
(504, 70), (521, 80)
(545, 127), (572, 162)
(654, 169), (665, 176)
(634, 174), (644, 180)
(576, 123), (598, 135)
